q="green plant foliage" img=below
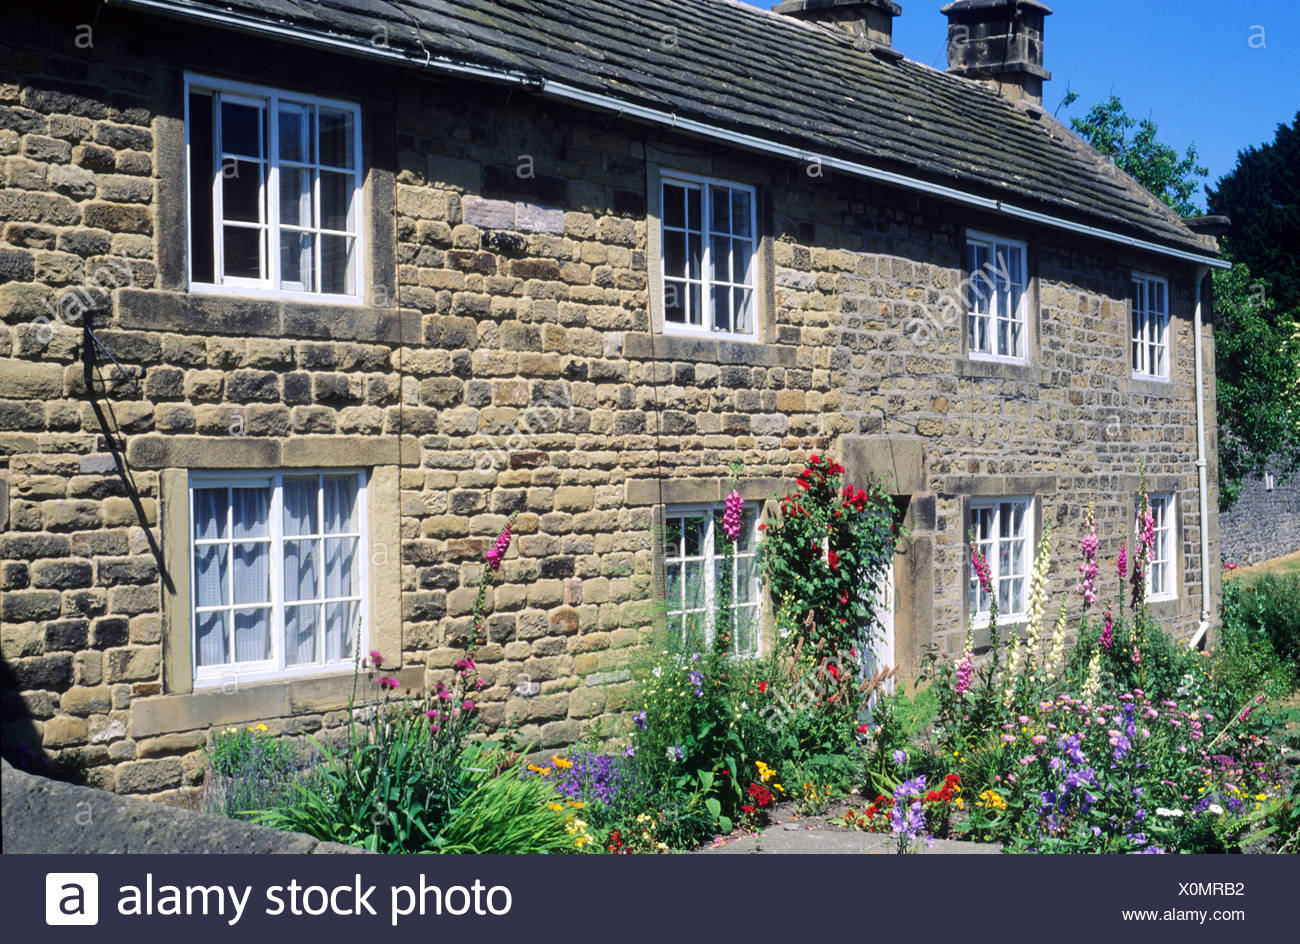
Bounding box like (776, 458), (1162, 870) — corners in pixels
(203, 724), (302, 821)
(759, 454), (898, 655)
(1210, 263), (1300, 509)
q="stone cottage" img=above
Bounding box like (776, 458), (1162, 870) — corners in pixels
(0, 0), (1228, 799)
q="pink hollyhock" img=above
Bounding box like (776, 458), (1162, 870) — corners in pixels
(1117, 540), (1128, 578)
(722, 490), (744, 542)
(1100, 608), (1114, 650)
(971, 546), (992, 596)
(1075, 506), (1099, 608)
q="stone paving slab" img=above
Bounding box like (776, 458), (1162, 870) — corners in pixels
(698, 815), (1002, 855)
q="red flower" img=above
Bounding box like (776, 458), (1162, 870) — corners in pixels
(758, 681), (769, 693)
(827, 548), (839, 571)
(741, 805), (757, 814)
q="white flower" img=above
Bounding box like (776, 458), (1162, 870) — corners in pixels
(1155, 807), (1184, 818)
(1208, 804), (1224, 815)
(652, 666), (662, 678)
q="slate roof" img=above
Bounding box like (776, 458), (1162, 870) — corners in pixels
(114, 0), (1214, 257)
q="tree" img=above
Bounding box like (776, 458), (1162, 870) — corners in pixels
(1211, 264), (1300, 510)
(1066, 94), (1208, 216)
(1207, 112), (1300, 316)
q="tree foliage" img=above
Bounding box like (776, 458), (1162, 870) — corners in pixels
(1211, 263), (1300, 510)
(1067, 94), (1208, 217)
(1207, 111), (1300, 316)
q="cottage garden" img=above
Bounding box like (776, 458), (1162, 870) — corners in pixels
(203, 458), (1300, 854)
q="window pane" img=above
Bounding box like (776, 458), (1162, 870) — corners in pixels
(321, 170), (354, 232)
(711, 235), (731, 283)
(280, 166), (312, 227)
(686, 187), (701, 231)
(194, 544), (228, 607)
(220, 100), (262, 158)
(323, 475), (358, 532)
(233, 607), (270, 662)
(682, 515), (706, 556)
(283, 477), (319, 536)
(284, 604), (318, 665)
(195, 610), (228, 667)
(324, 601), (357, 662)
(665, 561), (682, 609)
(732, 287), (752, 335)
(682, 559), (706, 611)
(278, 102), (310, 163)
(710, 185), (730, 233)
(324, 536), (357, 598)
(687, 233), (702, 280)
(664, 230), (686, 279)
(318, 108), (355, 168)
(222, 226), (262, 279)
(320, 234), (353, 295)
(232, 542), (269, 605)
(664, 279), (686, 323)
(231, 486), (269, 538)
(280, 231), (313, 290)
(732, 238), (753, 286)
(194, 487), (226, 540)
(663, 184), (685, 229)
(221, 159), (262, 223)
(731, 190), (752, 238)
(284, 538), (320, 602)
(711, 285), (730, 334)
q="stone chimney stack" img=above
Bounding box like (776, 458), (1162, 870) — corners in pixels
(942, 0), (1052, 105)
(774, 0), (902, 48)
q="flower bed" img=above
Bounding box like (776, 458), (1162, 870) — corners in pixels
(202, 462), (1298, 854)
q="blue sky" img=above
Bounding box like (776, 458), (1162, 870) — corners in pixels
(746, 1), (1299, 209)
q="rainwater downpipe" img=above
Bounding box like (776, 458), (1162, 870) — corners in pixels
(1190, 265), (1213, 650)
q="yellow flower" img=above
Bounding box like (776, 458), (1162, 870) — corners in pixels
(552, 755), (573, 770)
(548, 802), (563, 812)
(528, 763), (549, 775)
(255, 723), (268, 732)
(568, 800), (585, 809)
(1255, 793), (1267, 802)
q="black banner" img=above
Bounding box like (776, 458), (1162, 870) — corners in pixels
(4, 853), (1291, 941)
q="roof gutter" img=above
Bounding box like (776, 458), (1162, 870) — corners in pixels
(109, 0), (1229, 270)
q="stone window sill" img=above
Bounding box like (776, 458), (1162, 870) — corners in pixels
(114, 288), (421, 344)
(622, 332), (797, 367)
(129, 667), (422, 738)
(1119, 376), (1181, 398)
(953, 358), (1048, 384)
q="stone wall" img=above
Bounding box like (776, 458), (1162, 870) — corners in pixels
(1, 1), (1221, 799)
(1220, 467), (1300, 567)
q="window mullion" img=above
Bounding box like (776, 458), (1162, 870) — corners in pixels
(268, 92), (281, 291)
(270, 473), (284, 671)
(212, 92), (225, 284)
(316, 472), (325, 664)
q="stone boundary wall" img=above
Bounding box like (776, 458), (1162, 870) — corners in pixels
(1219, 469), (1300, 567)
(0, 759), (367, 853)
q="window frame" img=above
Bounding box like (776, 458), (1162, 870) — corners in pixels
(1140, 492), (1177, 602)
(183, 73), (366, 304)
(965, 231), (1029, 364)
(661, 501), (762, 656)
(187, 468), (369, 689)
(658, 171), (760, 343)
(967, 496), (1034, 625)
(1130, 272), (1170, 380)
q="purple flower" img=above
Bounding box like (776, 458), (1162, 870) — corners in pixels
(485, 522), (512, 570)
(633, 710), (647, 730)
(892, 749), (907, 767)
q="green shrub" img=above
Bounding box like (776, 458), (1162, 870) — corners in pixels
(1232, 574), (1300, 676)
(436, 745), (591, 853)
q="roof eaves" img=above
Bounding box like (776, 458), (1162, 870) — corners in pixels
(104, 0), (1228, 270)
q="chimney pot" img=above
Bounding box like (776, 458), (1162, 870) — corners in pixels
(942, 0), (1052, 105)
(775, 0), (903, 48)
